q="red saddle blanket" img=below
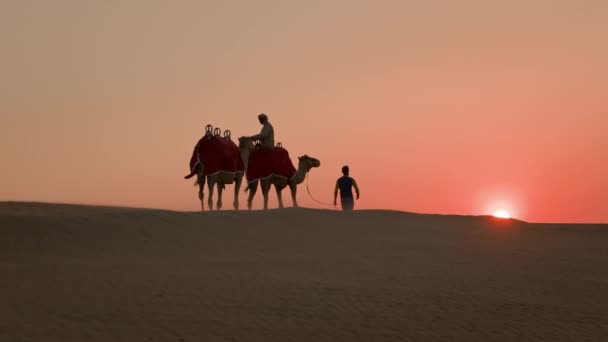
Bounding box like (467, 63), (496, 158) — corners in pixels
(246, 146), (296, 183)
(185, 136), (244, 179)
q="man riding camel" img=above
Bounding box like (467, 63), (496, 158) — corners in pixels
(248, 113), (274, 148)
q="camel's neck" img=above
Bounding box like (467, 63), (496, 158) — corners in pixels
(294, 164), (310, 184)
(240, 148), (250, 170)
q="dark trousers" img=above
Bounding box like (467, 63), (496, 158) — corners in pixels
(340, 197), (354, 211)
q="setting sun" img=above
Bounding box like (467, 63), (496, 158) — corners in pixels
(493, 209), (511, 219)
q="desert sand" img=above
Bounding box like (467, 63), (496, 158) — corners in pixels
(1, 201), (607, 341)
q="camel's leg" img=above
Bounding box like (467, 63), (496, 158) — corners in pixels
(216, 182), (223, 210)
(207, 178), (215, 211)
(198, 184), (205, 211)
(260, 178), (272, 210)
(247, 181), (258, 210)
(289, 180), (298, 208)
(275, 185), (285, 209)
(234, 174), (243, 210)
(197, 175), (206, 211)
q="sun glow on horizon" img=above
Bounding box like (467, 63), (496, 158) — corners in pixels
(493, 209), (511, 219)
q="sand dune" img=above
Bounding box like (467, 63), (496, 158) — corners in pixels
(1, 202), (607, 341)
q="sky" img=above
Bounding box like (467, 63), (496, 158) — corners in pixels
(1, 0), (607, 223)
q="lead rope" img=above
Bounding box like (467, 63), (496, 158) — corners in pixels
(305, 172), (335, 207)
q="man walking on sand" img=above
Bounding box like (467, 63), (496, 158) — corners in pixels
(334, 165), (360, 211)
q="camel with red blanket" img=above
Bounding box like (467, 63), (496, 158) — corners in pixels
(185, 126), (245, 211)
(238, 137), (320, 210)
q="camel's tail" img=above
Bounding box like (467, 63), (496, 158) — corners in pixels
(243, 184), (250, 192)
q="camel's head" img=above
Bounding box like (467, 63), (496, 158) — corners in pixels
(238, 136), (254, 151)
(298, 155), (320, 171)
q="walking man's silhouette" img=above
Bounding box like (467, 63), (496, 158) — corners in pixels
(334, 165), (360, 211)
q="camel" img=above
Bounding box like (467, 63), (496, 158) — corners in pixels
(194, 166), (244, 211)
(185, 126), (245, 211)
(238, 137), (320, 210)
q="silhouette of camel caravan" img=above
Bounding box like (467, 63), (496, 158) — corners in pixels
(185, 125), (245, 211)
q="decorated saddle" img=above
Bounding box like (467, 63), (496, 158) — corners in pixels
(246, 145), (296, 183)
(185, 132), (244, 179)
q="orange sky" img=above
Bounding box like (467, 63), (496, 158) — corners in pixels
(1, 0), (607, 223)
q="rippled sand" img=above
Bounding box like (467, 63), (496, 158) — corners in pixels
(1, 202), (607, 341)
